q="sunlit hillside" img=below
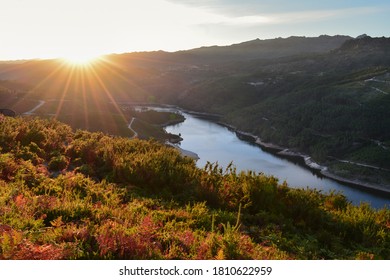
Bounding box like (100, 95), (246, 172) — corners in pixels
(1, 116), (389, 260)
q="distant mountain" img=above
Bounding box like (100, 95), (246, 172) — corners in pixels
(180, 35), (352, 63)
(0, 35), (351, 79)
(335, 36), (390, 62)
(0, 34), (353, 101)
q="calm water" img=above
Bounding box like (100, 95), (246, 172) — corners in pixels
(148, 107), (390, 208)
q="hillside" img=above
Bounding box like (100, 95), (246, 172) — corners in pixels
(174, 36), (390, 188)
(0, 35), (389, 188)
(1, 116), (390, 260)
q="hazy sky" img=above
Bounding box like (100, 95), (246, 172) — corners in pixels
(1, 0), (389, 60)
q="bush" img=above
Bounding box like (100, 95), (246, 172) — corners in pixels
(1, 116), (389, 260)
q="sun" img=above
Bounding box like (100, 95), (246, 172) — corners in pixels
(61, 53), (100, 66)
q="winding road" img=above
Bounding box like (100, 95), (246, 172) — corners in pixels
(23, 100), (46, 115)
(128, 117), (138, 138)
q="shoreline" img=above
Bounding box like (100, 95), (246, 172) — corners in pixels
(223, 123), (390, 196)
(124, 104), (199, 159)
(127, 103), (390, 196)
(165, 142), (200, 160)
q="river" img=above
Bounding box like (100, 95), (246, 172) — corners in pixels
(142, 106), (390, 208)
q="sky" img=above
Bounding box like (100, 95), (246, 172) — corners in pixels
(1, 0), (389, 61)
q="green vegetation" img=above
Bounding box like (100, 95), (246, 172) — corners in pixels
(131, 109), (185, 126)
(1, 116), (389, 259)
(127, 109), (184, 142)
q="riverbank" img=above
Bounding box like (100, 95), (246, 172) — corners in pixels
(165, 142), (200, 160)
(229, 124), (390, 196)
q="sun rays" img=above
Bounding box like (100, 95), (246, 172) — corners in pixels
(4, 54), (159, 136)
(61, 55), (101, 67)
(54, 57), (132, 134)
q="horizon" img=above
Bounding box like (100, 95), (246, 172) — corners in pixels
(0, 33), (384, 63)
(1, 0), (390, 61)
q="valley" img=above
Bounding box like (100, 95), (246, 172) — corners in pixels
(1, 34), (390, 197)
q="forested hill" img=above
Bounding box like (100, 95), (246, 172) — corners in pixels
(177, 35), (352, 63)
(337, 35), (390, 53)
(0, 35), (389, 188)
(1, 116), (390, 260)
(173, 36), (390, 188)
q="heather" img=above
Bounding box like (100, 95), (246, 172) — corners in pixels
(1, 116), (389, 259)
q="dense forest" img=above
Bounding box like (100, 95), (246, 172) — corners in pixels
(1, 116), (390, 259)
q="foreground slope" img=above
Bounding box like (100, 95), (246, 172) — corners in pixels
(1, 116), (389, 259)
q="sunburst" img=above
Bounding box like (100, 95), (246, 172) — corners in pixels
(8, 51), (156, 135)
(61, 54), (100, 66)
